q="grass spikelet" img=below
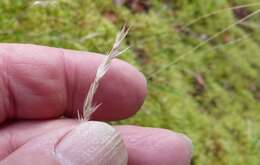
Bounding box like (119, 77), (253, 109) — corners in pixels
(79, 25), (130, 121)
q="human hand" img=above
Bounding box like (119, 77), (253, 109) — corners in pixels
(0, 44), (192, 165)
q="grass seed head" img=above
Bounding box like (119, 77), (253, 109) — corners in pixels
(80, 24), (130, 121)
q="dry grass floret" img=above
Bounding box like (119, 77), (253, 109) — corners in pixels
(79, 25), (130, 121)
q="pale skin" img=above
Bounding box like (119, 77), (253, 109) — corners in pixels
(0, 44), (192, 165)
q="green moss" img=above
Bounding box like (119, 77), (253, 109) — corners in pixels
(0, 0), (259, 164)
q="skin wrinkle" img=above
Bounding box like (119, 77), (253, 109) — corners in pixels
(0, 129), (15, 160)
(7, 45), (68, 119)
(53, 125), (88, 165)
(123, 131), (156, 147)
(53, 126), (75, 156)
(58, 49), (71, 117)
(1, 126), (73, 165)
(60, 49), (81, 117)
(121, 127), (187, 150)
(0, 126), (37, 161)
(0, 121), (77, 162)
(76, 54), (97, 118)
(0, 48), (16, 122)
(97, 133), (125, 164)
(61, 51), (98, 118)
(91, 132), (118, 162)
(97, 129), (127, 165)
(72, 58), (83, 117)
(0, 51), (7, 122)
(1, 133), (23, 162)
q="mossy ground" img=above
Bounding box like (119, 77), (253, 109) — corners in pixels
(0, 0), (260, 164)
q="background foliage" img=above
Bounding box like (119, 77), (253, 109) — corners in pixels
(0, 0), (259, 164)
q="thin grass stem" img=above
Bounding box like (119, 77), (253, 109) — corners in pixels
(147, 9), (260, 80)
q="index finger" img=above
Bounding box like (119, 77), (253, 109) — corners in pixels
(0, 44), (146, 123)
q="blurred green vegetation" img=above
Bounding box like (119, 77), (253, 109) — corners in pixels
(0, 0), (260, 164)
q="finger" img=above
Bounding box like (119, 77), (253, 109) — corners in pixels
(0, 44), (146, 123)
(0, 120), (127, 165)
(116, 126), (193, 165)
(0, 120), (192, 165)
(0, 119), (77, 159)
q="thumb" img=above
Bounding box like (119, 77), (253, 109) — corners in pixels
(56, 121), (128, 165)
(1, 121), (128, 165)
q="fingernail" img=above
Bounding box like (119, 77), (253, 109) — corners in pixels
(56, 121), (128, 165)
